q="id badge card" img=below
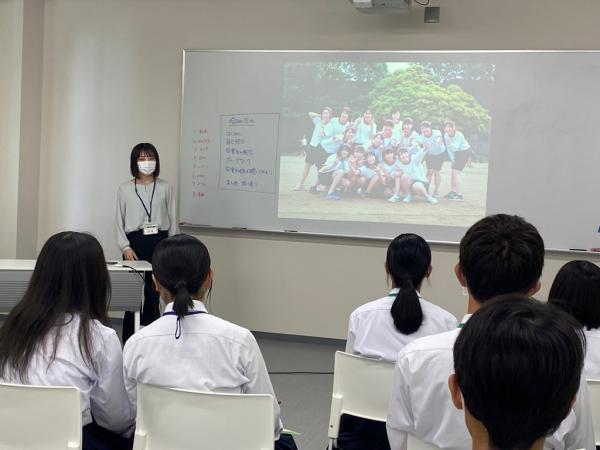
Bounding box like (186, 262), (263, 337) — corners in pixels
(143, 223), (159, 235)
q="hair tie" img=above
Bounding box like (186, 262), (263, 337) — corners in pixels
(174, 280), (187, 290)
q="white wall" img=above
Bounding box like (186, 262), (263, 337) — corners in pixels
(0, 0), (24, 258)
(37, 0), (600, 338)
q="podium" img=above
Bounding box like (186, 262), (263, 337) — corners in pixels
(0, 260), (152, 333)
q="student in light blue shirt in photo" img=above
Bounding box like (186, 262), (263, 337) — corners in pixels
(443, 120), (472, 201)
(397, 148), (439, 205)
(397, 118), (419, 154)
(321, 107), (352, 155)
(293, 107), (335, 191)
(391, 107), (404, 141)
(319, 145), (352, 201)
(379, 149), (404, 203)
(353, 109), (377, 146)
(354, 151), (379, 197)
(368, 133), (386, 162)
(381, 119), (396, 150)
(416, 121), (446, 198)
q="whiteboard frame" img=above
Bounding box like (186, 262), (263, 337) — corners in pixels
(179, 49), (600, 251)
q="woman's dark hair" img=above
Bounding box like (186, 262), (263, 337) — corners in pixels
(444, 119), (456, 128)
(130, 142), (160, 179)
(0, 232), (110, 381)
(152, 234), (211, 323)
(387, 233), (431, 334)
(549, 260), (600, 329)
(454, 294), (584, 450)
(337, 144), (352, 158)
(459, 214), (544, 302)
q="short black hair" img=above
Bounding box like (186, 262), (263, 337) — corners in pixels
(454, 295), (584, 450)
(459, 214), (544, 302)
(130, 143), (160, 179)
(549, 260), (600, 329)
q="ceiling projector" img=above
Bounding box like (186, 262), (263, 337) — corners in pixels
(349, 0), (412, 13)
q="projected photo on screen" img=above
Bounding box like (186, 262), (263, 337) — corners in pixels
(277, 61), (493, 227)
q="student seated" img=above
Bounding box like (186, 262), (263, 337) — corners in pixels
(122, 234), (296, 450)
(450, 295), (584, 450)
(0, 232), (134, 450)
(337, 234), (457, 449)
(548, 260), (600, 379)
(386, 214), (595, 450)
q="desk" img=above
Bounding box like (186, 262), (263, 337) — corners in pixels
(0, 260), (152, 332)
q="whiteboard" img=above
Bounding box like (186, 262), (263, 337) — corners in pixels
(179, 50), (600, 250)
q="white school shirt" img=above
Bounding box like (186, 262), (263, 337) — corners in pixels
(0, 315), (133, 434)
(584, 328), (600, 379)
(346, 288), (457, 362)
(386, 314), (596, 450)
(122, 300), (283, 439)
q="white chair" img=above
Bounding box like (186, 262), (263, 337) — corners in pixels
(0, 382), (81, 449)
(587, 379), (600, 445)
(327, 351), (395, 450)
(407, 433), (440, 450)
(133, 383), (275, 450)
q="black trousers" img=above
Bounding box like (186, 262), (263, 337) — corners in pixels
(276, 434), (298, 450)
(334, 415), (390, 450)
(122, 229), (168, 343)
(82, 423), (133, 450)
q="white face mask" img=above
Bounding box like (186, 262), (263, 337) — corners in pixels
(138, 160), (156, 176)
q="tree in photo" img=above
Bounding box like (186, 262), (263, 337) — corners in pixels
(280, 62), (388, 154)
(369, 64), (491, 140)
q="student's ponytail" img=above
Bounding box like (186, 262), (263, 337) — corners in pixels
(173, 280), (194, 319)
(387, 234), (431, 335)
(152, 234), (212, 339)
(390, 276), (423, 334)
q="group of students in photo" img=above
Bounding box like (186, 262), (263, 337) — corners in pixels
(294, 106), (473, 203)
(0, 141), (596, 450)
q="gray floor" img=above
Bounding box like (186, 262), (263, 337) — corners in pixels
(255, 333), (345, 450)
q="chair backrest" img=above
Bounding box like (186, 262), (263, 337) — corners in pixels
(0, 382), (81, 449)
(133, 383), (275, 450)
(328, 351), (395, 440)
(587, 379), (600, 445)
(407, 433), (440, 450)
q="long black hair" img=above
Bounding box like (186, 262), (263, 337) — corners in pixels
(387, 233), (431, 334)
(549, 260), (600, 330)
(0, 232), (110, 381)
(152, 234), (211, 321)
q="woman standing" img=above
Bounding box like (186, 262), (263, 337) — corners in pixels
(116, 143), (177, 340)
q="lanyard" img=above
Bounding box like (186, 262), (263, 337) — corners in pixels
(163, 310), (207, 339)
(134, 180), (156, 222)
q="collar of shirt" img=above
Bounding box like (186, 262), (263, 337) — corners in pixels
(585, 327), (600, 337)
(458, 314), (472, 328)
(162, 299), (207, 315)
(387, 287), (422, 297)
